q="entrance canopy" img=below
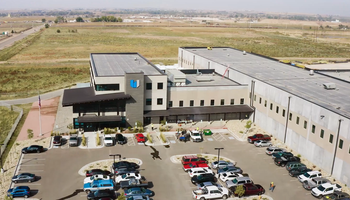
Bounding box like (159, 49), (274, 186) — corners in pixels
(77, 115), (122, 123)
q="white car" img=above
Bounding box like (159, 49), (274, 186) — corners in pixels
(254, 140), (272, 147)
(83, 174), (110, 184)
(311, 183), (342, 198)
(115, 173), (142, 183)
(192, 186), (229, 200)
(298, 171), (322, 183)
(211, 161), (235, 169)
(197, 182), (223, 190)
(218, 172), (243, 182)
(189, 130), (202, 142)
(104, 135), (114, 146)
(188, 168), (214, 178)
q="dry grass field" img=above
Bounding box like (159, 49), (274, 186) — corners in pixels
(0, 106), (19, 143)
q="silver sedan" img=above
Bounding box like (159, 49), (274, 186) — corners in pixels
(254, 140), (272, 147)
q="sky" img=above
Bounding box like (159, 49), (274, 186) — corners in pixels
(2, 0), (350, 17)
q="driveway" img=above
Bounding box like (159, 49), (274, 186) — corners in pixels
(21, 133), (315, 200)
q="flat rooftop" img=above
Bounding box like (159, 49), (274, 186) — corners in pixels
(183, 47), (350, 118)
(184, 73), (240, 87)
(91, 53), (163, 77)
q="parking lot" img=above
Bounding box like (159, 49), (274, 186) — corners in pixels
(15, 133), (316, 200)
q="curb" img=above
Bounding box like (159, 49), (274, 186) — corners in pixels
(9, 153), (24, 190)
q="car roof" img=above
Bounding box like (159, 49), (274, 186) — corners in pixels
(183, 155), (198, 159)
(70, 134), (78, 137)
(307, 171), (321, 175)
(54, 135), (61, 138)
(313, 177), (329, 181)
(29, 145), (42, 147)
(15, 186), (30, 190)
(234, 177), (251, 181)
(92, 179), (113, 184)
(204, 186), (219, 190)
(321, 183), (334, 187)
(191, 167), (207, 171)
(136, 133), (144, 136)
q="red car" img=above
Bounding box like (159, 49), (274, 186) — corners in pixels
(135, 133), (146, 143)
(233, 183), (265, 197)
(181, 155), (208, 165)
(183, 162), (209, 172)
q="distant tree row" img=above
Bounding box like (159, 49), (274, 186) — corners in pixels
(91, 16), (123, 22)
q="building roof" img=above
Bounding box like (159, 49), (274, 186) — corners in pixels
(182, 47), (350, 118)
(90, 53), (164, 77)
(62, 87), (131, 106)
(144, 105), (253, 117)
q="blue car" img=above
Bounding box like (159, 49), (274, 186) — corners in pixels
(7, 186), (31, 198)
(218, 166), (242, 174)
(124, 188), (154, 197)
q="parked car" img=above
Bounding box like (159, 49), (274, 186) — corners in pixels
(181, 155), (207, 165)
(219, 172), (244, 182)
(124, 188), (154, 197)
(271, 152), (293, 159)
(53, 135), (62, 146)
(254, 140), (272, 147)
(298, 171), (322, 182)
(7, 186), (31, 198)
(226, 176), (253, 189)
(12, 173), (36, 183)
(116, 134), (127, 145)
(285, 162), (306, 171)
(84, 179), (115, 194)
(303, 177), (331, 190)
(218, 166), (243, 174)
(84, 174), (111, 184)
(311, 183), (342, 198)
(188, 168), (214, 178)
(265, 147), (286, 155)
(288, 167), (312, 177)
(87, 190), (116, 200)
(104, 135), (114, 146)
(274, 156), (301, 167)
(127, 196), (152, 200)
(232, 183), (265, 197)
(247, 134), (271, 143)
(85, 169), (111, 177)
(135, 134), (146, 143)
(189, 130), (203, 142)
(197, 182), (223, 190)
(322, 191), (350, 200)
(183, 162), (209, 172)
(115, 173), (142, 183)
(112, 161), (140, 171)
(69, 134), (78, 146)
(191, 174), (217, 185)
(22, 145), (44, 154)
(211, 160), (235, 169)
(192, 186), (229, 200)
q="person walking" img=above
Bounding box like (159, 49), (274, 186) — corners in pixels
(269, 182), (275, 192)
(151, 123), (154, 131)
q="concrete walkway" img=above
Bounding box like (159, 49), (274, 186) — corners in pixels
(79, 132), (104, 149)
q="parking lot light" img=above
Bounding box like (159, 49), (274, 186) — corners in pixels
(109, 154), (121, 178)
(0, 143), (4, 173)
(214, 148), (224, 173)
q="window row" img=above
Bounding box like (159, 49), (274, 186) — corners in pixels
(146, 98), (163, 105)
(168, 98), (245, 107)
(146, 82), (163, 90)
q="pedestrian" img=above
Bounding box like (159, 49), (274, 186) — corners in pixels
(269, 182), (275, 192)
(196, 127), (199, 131)
(151, 123), (154, 131)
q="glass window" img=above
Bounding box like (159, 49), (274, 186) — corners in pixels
(282, 109), (286, 117)
(240, 98), (244, 105)
(157, 82), (163, 89)
(320, 129), (324, 138)
(157, 98), (163, 105)
(210, 99), (215, 106)
(296, 117), (300, 124)
(190, 100), (194, 107)
(231, 99), (235, 105)
(200, 100), (204, 106)
(146, 83), (152, 90)
(312, 125), (316, 133)
(289, 113), (292, 121)
(179, 101), (183, 107)
(146, 98), (152, 106)
(259, 98), (262, 104)
(95, 84), (120, 91)
(339, 139), (343, 149)
(270, 103), (273, 110)
(221, 99), (225, 105)
(264, 100), (267, 107)
(329, 134), (333, 144)
(304, 121), (307, 129)
(169, 101), (172, 107)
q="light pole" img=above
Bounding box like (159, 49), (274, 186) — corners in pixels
(109, 154), (121, 178)
(214, 148), (224, 174)
(0, 143), (4, 173)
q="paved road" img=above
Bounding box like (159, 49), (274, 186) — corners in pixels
(19, 134), (315, 200)
(0, 24), (44, 50)
(0, 89), (63, 105)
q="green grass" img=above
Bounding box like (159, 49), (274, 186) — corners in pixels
(0, 106), (19, 143)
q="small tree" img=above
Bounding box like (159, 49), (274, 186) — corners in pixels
(42, 18), (46, 23)
(234, 185), (245, 197)
(57, 29), (61, 33)
(245, 120), (252, 133)
(27, 129), (34, 139)
(117, 17), (123, 22)
(117, 192), (126, 200)
(76, 17), (84, 22)
(45, 24), (49, 28)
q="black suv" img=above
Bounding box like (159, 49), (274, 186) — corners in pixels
(87, 190), (116, 200)
(111, 161), (140, 175)
(274, 156), (300, 167)
(288, 167), (311, 177)
(191, 174), (217, 185)
(22, 145), (44, 154)
(116, 134), (127, 145)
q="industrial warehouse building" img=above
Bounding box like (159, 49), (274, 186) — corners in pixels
(179, 47), (350, 187)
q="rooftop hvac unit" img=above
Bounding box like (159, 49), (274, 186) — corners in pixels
(309, 70), (314, 76)
(176, 82), (181, 86)
(243, 51), (247, 55)
(323, 83), (336, 90)
(181, 82), (186, 86)
(196, 76), (213, 82)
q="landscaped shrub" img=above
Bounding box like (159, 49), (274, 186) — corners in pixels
(160, 132), (167, 143)
(27, 129), (33, 139)
(82, 134), (86, 146)
(96, 133), (101, 146)
(234, 185), (245, 197)
(146, 133), (153, 143)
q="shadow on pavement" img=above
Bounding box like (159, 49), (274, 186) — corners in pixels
(57, 189), (84, 200)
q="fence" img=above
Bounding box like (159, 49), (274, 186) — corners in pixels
(0, 102), (23, 158)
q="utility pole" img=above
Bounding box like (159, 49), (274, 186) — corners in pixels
(109, 154), (121, 178)
(214, 148), (224, 174)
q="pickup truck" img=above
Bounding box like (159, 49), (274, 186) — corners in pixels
(83, 179), (114, 194)
(84, 174), (110, 184)
(120, 177), (149, 190)
(272, 152), (293, 160)
(181, 155), (207, 165)
(302, 177), (330, 190)
(247, 134), (271, 143)
(233, 183), (265, 197)
(69, 134), (78, 146)
(192, 186), (229, 200)
(189, 130), (203, 142)
(311, 183), (342, 198)
(183, 162), (209, 172)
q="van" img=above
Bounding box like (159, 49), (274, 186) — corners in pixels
(226, 176), (253, 188)
(285, 162), (306, 171)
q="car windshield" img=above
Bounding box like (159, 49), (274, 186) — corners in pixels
(105, 137), (112, 140)
(317, 185), (325, 191)
(303, 172), (311, 178)
(197, 175), (203, 180)
(70, 137), (77, 140)
(232, 179), (238, 184)
(122, 174), (127, 178)
(193, 133), (200, 136)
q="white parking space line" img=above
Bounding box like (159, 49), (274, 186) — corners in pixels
(20, 164), (44, 167)
(19, 169), (44, 172)
(14, 183), (41, 186)
(127, 137), (136, 146)
(22, 158), (45, 160)
(212, 133), (226, 141)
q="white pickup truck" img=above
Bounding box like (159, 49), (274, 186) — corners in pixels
(83, 174), (110, 184)
(189, 130), (203, 142)
(192, 186), (229, 200)
(311, 183), (342, 198)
